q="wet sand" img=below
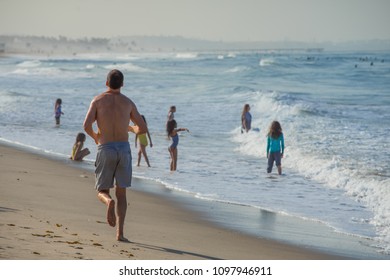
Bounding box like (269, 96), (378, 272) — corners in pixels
(0, 143), (343, 260)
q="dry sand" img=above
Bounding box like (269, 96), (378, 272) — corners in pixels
(0, 143), (343, 260)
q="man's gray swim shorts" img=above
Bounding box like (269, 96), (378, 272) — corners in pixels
(95, 142), (132, 191)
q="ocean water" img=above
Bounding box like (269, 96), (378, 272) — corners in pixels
(0, 50), (389, 258)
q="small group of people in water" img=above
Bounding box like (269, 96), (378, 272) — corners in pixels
(128, 105), (189, 171)
(241, 103), (285, 175)
(67, 99), (284, 176)
(66, 101), (189, 172)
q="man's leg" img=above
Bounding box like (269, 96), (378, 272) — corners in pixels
(115, 186), (128, 241)
(97, 190), (116, 227)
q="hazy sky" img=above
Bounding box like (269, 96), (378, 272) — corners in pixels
(1, 0), (389, 42)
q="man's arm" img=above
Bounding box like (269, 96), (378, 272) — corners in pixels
(83, 100), (99, 144)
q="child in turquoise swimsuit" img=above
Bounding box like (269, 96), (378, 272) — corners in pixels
(266, 121), (285, 175)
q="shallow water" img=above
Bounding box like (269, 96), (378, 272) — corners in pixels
(0, 50), (389, 257)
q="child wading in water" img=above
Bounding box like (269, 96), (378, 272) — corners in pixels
(266, 121), (285, 175)
(166, 119), (189, 171)
(241, 103), (252, 133)
(54, 98), (64, 125)
(71, 132), (90, 161)
(135, 115), (153, 167)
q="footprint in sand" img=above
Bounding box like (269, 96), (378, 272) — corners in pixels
(32, 233), (51, 237)
(120, 250), (134, 258)
(66, 241), (82, 245)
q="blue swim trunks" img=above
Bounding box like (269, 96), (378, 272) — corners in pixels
(95, 142), (132, 191)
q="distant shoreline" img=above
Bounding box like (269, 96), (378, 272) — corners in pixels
(1, 35), (390, 55)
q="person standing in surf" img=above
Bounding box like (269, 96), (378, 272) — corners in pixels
(266, 121), (285, 175)
(135, 115), (153, 167)
(83, 69), (147, 242)
(166, 119), (189, 171)
(54, 98), (64, 125)
(241, 104), (252, 133)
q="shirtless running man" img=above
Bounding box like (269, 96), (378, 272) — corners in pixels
(83, 69), (146, 241)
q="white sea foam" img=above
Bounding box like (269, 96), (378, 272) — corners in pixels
(225, 66), (250, 73)
(17, 60), (42, 68)
(259, 58), (274, 66)
(175, 52), (198, 59)
(12, 67), (63, 76)
(232, 88), (390, 249)
(104, 62), (150, 72)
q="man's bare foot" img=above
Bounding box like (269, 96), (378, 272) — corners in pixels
(117, 235), (130, 242)
(107, 199), (116, 227)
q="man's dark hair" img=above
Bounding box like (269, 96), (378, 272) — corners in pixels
(107, 69), (124, 89)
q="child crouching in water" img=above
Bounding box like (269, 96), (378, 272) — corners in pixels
(71, 132), (90, 161)
(266, 121), (284, 175)
(166, 119), (189, 171)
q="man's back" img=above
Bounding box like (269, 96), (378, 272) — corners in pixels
(84, 69), (146, 146)
(93, 91), (134, 144)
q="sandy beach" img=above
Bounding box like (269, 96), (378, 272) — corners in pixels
(0, 143), (344, 260)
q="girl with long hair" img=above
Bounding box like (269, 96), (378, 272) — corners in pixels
(266, 121), (285, 175)
(166, 119), (189, 171)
